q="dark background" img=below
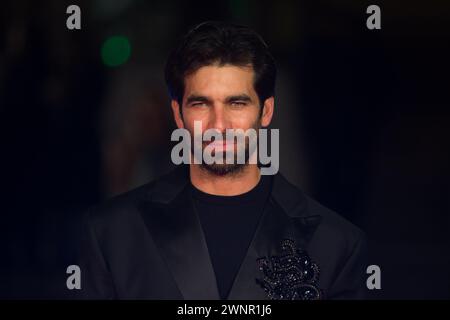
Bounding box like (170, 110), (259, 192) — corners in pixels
(1, 0), (449, 299)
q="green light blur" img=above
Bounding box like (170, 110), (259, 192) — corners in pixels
(101, 36), (131, 67)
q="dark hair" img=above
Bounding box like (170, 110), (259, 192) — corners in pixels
(164, 21), (277, 106)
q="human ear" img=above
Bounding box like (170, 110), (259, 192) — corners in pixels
(261, 96), (274, 127)
(171, 99), (184, 129)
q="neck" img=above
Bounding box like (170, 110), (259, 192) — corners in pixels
(189, 164), (261, 196)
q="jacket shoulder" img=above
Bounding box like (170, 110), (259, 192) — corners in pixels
(86, 168), (186, 226)
(305, 194), (365, 243)
(273, 173), (365, 246)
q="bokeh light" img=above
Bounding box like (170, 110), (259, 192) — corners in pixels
(101, 36), (131, 67)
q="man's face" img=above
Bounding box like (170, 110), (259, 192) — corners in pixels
(171, 64), (274, 175)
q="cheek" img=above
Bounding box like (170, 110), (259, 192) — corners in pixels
(234, 109), (260, 129)
(184, 109), (209, 126)
(183, 116), (206, 137)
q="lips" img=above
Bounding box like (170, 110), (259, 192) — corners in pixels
(205, 140), (235, 151)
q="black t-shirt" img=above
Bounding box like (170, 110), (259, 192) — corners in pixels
(190, 175), (273, 299)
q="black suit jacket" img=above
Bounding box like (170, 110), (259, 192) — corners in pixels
(76, 166), (367, 299)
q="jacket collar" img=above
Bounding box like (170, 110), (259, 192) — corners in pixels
(146, 165), (315, 218)
(139, 165), (322, 299)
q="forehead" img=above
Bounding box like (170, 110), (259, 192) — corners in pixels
(183, 64), (256, 97)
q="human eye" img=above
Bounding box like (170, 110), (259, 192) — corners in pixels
(190, 101), (207, 107)
(230, 101), (247, 107)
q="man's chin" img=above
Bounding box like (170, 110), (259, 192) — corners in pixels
(200, 163), (246, 176)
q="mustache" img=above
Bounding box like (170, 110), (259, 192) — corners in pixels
(197, 132), (237, 145)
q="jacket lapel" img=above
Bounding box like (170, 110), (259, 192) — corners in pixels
(227, 173), (322, 300)
(139, 167), (220, 299)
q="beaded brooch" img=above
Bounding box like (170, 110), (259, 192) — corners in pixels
(256, 239), (323, 300)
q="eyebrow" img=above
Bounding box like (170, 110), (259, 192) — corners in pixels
(185, 95), (212, 105)
(185, 93), (254, 105)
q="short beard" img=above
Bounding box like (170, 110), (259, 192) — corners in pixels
(201, 161), (246, 177)
(200, 146), (251, 176)
(191, 121), (260, 177)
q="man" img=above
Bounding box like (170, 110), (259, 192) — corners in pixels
(78, 21), (367, 300)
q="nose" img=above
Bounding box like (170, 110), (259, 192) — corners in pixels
(208, 104), (230, 133)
